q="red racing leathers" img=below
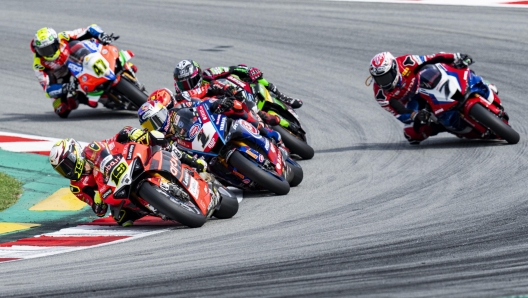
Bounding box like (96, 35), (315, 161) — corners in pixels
(69, 126), (147, 225)
(372, 53), (459, 143)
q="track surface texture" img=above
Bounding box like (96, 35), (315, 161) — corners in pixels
(1, 1), (528, 297)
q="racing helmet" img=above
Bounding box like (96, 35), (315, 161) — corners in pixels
(138, 100), (170, 133)
(49, 138), (86, 181)
(33, 27), (61, 61)
(148, 88), (174, 108)
(174, 60), (202, 93)
(369, 52), (400, 90)
(174, 108), (199, 141)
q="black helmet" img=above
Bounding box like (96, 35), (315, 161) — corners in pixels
(174, 60), (202, 93)
(174, 108), (199, 141)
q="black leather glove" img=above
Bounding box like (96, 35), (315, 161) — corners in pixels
(211, 96), (234, 114)
(98, 32), (118, 45)
(61, 81), (77, 95)
(412, 109), (431, 133)
(454, 53), (473, 68)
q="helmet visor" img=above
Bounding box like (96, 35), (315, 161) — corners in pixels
(373, 65), (398, 90)
(36, 41), (59, 58)
(54, 152), (81, 180)
(142, 108), (169, 132)
(174, 74), (202, 92)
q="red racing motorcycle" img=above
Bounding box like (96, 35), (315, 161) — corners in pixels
(97, 141), (239, 228)
(416, 63), (519, 144)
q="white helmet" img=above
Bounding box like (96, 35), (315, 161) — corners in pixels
(369, 52), (400, 90)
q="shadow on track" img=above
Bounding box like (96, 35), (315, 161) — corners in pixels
(316, 138), (511, 154)
(0, 110), (138, 122)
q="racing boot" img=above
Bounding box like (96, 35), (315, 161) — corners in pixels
(267, 83), (303, 109)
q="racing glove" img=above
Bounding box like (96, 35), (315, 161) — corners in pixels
(230, 65), (262, 82)
(92, 192), (108, 217)
(454, 53), (474, 68)
(98, 32), (118, 45)
(412, 109), (432, 133)
(61, 81), (78, 95)
(210, 96), (235, 114)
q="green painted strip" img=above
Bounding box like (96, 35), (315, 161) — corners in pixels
(0, 149), (92, 224)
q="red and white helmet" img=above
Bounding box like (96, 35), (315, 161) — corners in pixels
(369, 52), (400, 90)
(148, 88), (174, 108)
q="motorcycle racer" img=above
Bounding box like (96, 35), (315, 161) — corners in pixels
(31, 25), (121, 118)
(173, 59), (302, 116)
(138, 96), (285, 155)
(368, 51), (484, 144)
(49, 126), (207, 226)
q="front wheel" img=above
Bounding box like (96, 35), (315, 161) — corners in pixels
(212, 186), (239, 219)
(229, 151), (290, 195)
(137, 182), (207, 228)
(114, 77), (148, 108)
(469, 103), (520, 144)
(273, 125), (314, 159)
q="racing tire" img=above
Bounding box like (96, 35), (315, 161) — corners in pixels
(114, 77), (148, 108)
(138, 182), (207, 228)
(273, 125), (314, 160)
(288, 161), (303, 187)
(469, 103), (520, 144)
(212, 187), (239, 219)
(229, 151), (290, 195)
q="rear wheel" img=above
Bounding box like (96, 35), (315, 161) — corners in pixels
(137, 182), (206, 228)
(469, 103), (520, 144)
(114, 77), (148, 108)
(229, 151), (290, 195)
(273, 125), (314, 159)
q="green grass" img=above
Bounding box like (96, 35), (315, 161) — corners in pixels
(0, 172), (23, 211)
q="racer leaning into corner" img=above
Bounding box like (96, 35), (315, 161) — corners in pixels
(368, 51), (499, 144)
(49, 127), (207, 227)
(139, 89), (288, 156)
(30, 24), (126, 118)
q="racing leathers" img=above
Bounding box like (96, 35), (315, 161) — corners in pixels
(31, 24), (111, 118)
(372, 53), (463, 144)
(202, 65), (303, 109)
(69, 126), (207, 226)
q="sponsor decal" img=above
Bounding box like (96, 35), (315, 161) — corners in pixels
(246, 149), (258, 160)
(126, 144), (135, 160)
(198, 106), (208, 122)
(189, 178), (199, 199)
(264, 139), (270, 151)
(242, 178), (251, 184)
(258, 154), (264, 163)
(183, 172), (190, 187)
(220, 117), (226, 131)
(34, 64), (45, 71)
(102, 155), (122, 176)
(102, 49), (108, 54)
(228, 76), (246, 88)
(102, 188), (112, 199)
(233, 170), (245, 179)
(68, 63), (82, 73)
(240, 120), (259, 135)
(402, 67), (411, 77)
(189, 124), (201, 139)
(108, 142), (115, 150)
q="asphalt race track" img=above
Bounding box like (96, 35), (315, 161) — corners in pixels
(1, 1), (528, 297)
